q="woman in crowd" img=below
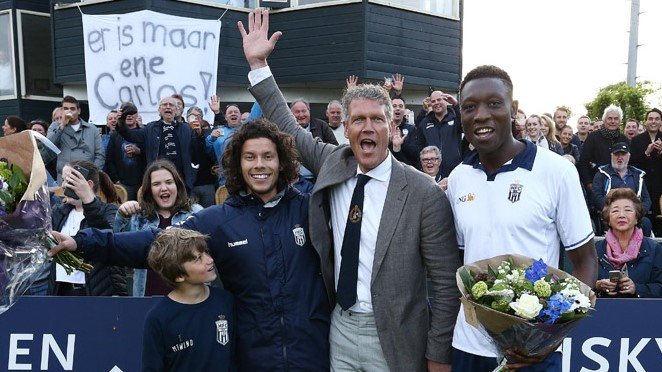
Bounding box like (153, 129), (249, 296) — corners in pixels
(524, 115), (547, 147)
(113, 159), (203, 296)
(595, 188), (662, 298)
(50, 160), (126, 296)
(559, 125), (580, 164)
(29, 119), (48, 136)
(2, 115), (26, 135)
(28, 119), (58, 180)
(540, 114), (564, 155)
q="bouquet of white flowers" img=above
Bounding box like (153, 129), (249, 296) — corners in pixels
(457, 254), (596, 370)
(1, 131), (91, 314)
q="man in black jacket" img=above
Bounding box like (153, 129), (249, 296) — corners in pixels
(390, 97), (420, 168)
(416, 90), (462, 179)
(290, 98), (338, 181)
(116, 97), (205, 191)
(578, 105), (628, 193)
(290, 98), (338, 145)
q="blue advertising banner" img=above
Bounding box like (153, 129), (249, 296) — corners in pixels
(0, 297), (660, 371)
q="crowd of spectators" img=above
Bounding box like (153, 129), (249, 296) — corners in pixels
(2, 8), (661, 371)
(2, 67), (661, 297)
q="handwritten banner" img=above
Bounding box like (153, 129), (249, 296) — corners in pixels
(82, 10), (221, 124)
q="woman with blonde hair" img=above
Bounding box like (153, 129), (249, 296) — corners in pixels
(540, 114), (564, 155)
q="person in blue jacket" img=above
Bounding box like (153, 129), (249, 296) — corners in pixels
(51, 119), (331, 371)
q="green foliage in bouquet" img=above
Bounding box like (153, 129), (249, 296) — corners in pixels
(460, 258), (591, 324)
(0, 160), (28, 215)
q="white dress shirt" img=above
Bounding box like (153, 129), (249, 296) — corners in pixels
(330, 156), (392, 313)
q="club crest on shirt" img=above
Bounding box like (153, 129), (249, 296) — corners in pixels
(292, 225), (306, 246)
(349, 205), (362, 223)
(508, 181), (523, 203)
(216, 315), (229, 346)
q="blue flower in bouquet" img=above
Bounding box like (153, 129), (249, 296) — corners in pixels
(525, 258), (548, 284)
(539, 293), (573, 324)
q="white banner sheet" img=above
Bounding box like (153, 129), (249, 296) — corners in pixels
(82, 10), (221, 124)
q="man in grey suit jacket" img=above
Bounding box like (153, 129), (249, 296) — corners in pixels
(239, 9), (461, 371)
(47, 95), (105, 184)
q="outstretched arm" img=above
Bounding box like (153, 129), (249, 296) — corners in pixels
(240, 9), (335, 174)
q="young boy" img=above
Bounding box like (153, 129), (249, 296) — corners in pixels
(141, 228), (235, 371)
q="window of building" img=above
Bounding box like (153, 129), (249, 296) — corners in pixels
(17, 10), (62, 98)
(0, 11), (16, 98)
(205, 0), (257, 7)
(286, 0), (459, 19)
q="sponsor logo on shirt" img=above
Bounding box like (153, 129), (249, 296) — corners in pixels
(227, 239), (248, 247)
(457, 193), (475, 203)
(171, 335), (194, 352)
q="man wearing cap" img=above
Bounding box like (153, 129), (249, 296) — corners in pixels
(591, 142), (652, 236)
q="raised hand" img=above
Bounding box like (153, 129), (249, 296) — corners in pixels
(391, 128), (406, 149)
(346, 75), (358, 89)
(208, 95), (221, 115)
(237, 8), (283, 70)
(443, 93), (458, 106)
(392, 73), (404, 93)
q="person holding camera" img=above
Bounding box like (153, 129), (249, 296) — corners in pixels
(26, 161), (127, 296)
(595, 188), (662, 298)
(105, 102), (145, 202)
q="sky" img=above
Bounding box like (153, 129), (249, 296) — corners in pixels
(462, 0), (662, 126)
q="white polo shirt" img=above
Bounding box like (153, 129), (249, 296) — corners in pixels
(446, 141), (594, 357)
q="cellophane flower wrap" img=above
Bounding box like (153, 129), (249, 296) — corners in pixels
(456, 254), (596, 367)
(1, 131), (92, 314)
(0, 131), (52, 313)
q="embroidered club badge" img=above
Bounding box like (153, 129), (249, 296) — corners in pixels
(216, 316), (229, 346)
(293, 225), (306, 246)
(508, 181), (523, 203)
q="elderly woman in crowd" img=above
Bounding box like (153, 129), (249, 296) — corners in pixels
(595, 188), (662, 298)
(419, 145), (447, 190)
(540, 114), (564, 155)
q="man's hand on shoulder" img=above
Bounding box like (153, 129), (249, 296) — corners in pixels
(237, 9), (282, 70)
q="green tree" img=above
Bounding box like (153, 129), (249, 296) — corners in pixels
(585, 81), (654, 123)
